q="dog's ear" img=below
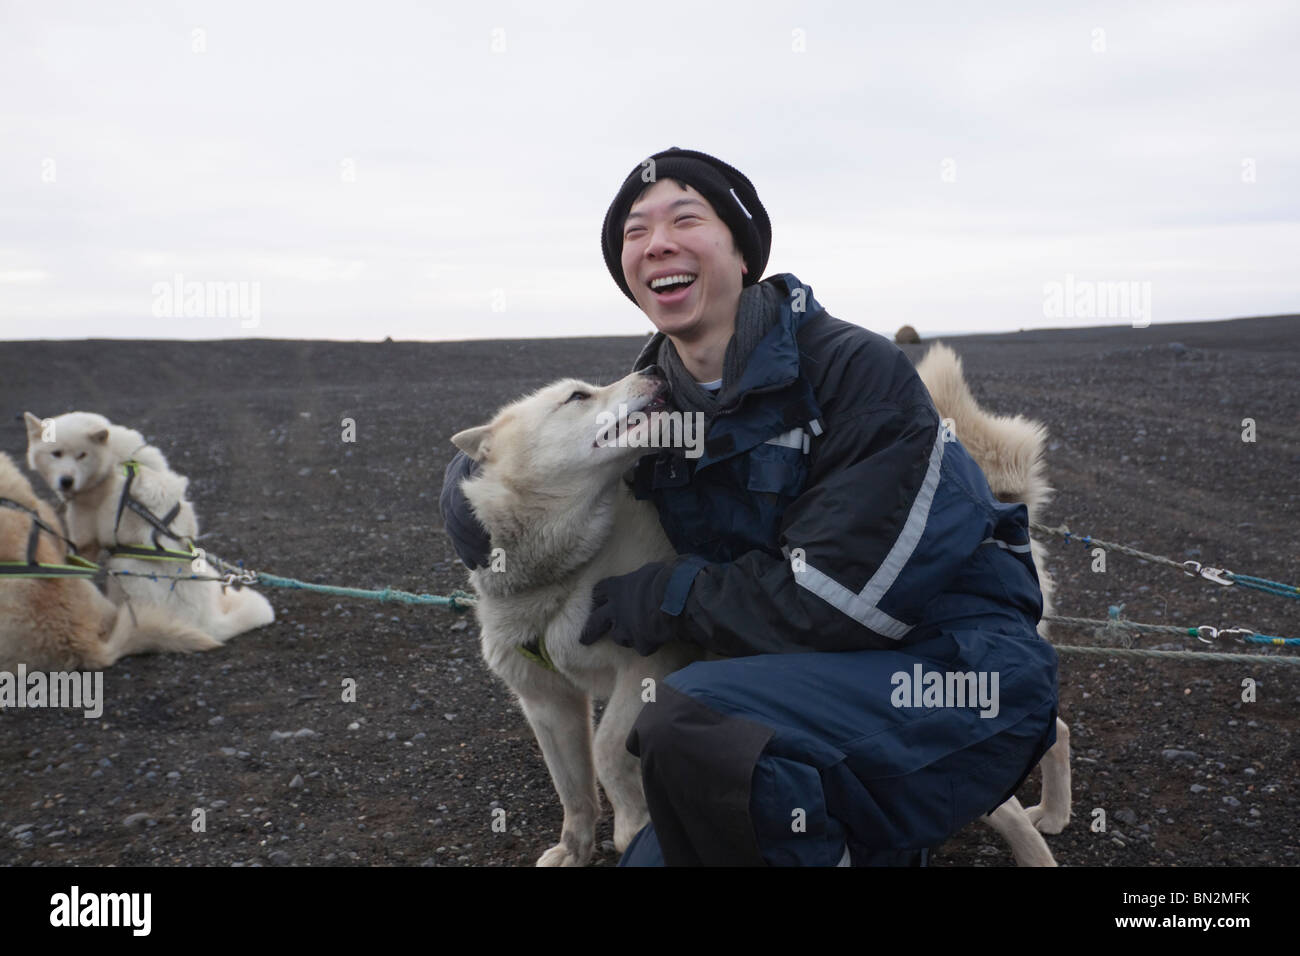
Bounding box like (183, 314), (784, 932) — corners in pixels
(90, 428), (110, 445)
(450, 425), (492, 461)
(23, 412), (44, 443)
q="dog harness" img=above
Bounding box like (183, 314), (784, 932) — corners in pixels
(0, 496), (100, 579)
(108, 460), (199, 563)
(517, 633), (557, 671)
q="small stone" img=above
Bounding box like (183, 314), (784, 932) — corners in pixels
(123, 812), (152, 828)
(289, 775), (304, 789)
(1114, 808), (1138, 825)
(1189, 784), (1208, 793)
(1222, 796), (1241, 807)
(268, 850), (291, 865)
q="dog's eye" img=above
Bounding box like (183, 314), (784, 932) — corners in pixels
(76, 452), (86, 460)
(564, 390), (590, 404)
(51, 450), (62, 459)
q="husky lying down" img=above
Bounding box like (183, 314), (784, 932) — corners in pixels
(0, 451), (218, 671)
(452, 346), (1070, 866)
(24, 411), (276, 644)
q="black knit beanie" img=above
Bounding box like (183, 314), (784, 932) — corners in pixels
(601, 147), (772, 304)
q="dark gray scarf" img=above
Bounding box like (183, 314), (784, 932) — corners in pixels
(656, 281), (784, 424)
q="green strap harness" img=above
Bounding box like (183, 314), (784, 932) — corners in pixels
(517, 633), (557, 671)
(0, 496), (99, 579)
(107, 460), (198, 563)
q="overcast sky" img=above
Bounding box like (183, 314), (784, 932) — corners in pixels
(1, 0), (1297, 342)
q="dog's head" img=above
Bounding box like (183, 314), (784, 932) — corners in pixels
(24, 411), (117, 497)
(450, 369), (672, 485)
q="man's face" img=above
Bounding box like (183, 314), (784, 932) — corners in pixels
(619, 179), (748, 343)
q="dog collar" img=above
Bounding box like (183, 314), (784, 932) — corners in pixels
(517, 633), (557, 672)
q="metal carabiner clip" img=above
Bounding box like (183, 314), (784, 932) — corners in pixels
(1183, 560), (1235, 586)
(1194, 625), (1217, 645)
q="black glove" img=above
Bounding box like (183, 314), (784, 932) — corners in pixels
(440, 451), (492, 570)
(579, 561), (680, 656)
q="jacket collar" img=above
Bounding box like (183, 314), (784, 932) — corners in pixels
(631, 273), (825, 469)
(631, 273), (822, 399)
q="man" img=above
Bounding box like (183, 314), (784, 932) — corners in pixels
(439, 147), (1059, 866)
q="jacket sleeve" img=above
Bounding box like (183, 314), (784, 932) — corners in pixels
(666, 397), (1012, 656)
(439, 450), (492, 570)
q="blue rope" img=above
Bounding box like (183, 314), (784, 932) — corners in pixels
(1227, 573), (1300, 600)
(109, 555), (477, 612)
(253, 572), (476, 611)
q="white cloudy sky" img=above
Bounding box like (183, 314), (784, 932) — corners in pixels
(1, 0), (1297, 342)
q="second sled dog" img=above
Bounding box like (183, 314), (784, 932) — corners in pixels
(452, 349), (1070, 866)
(0, 451), (219, 671)
(24, 411), (276, 644)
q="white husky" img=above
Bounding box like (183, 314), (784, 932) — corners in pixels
(453, 371), (705, 866)
(0, 451), (219, 671)
(24, 411), (276, 644)
(453, 351), (1070, 867)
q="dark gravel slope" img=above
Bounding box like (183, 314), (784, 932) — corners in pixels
(0, 314), (1296, 866)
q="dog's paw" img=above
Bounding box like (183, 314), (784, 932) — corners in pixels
(1025, 803), (1069, 835)
(535, 830), (593, 867)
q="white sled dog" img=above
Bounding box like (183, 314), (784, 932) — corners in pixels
(453, 350), (1069, 867)
(0, 451), (219, 671)
(24, 411), (276, 644)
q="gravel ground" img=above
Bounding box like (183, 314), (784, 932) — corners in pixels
(0, 314), (1297, 867)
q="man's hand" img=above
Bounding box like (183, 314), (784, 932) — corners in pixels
(579, 561), (678, 656)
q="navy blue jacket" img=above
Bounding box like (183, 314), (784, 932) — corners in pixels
(440, 274), (1044, 657)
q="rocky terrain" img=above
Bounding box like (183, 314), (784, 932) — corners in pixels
(1, 314), (1296, 866)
